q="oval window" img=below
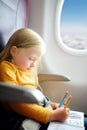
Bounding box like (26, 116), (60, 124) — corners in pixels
(55, 0), (87, 56)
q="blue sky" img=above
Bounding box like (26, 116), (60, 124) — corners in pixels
(61, 0), (87, 32)
(60, 0), (87, 49)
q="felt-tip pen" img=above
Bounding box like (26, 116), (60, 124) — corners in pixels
(64, 95), (72, 109)
(59, 91), (69, 107)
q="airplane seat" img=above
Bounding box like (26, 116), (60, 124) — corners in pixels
(0, 0), (29, 129)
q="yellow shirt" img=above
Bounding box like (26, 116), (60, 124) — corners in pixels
(0, 61), (52, 123)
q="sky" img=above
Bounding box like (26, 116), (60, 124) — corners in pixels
(61, 0), (87, 32)
(60, 0), (87, 50)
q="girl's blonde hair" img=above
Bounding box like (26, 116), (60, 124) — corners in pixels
(0, 28), (46, 62)
(0, 28), (46, 92)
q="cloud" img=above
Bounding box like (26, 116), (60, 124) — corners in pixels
(61, 32), (87, 50)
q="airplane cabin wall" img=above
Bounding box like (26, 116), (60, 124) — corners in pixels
(28, 0), (87, 114)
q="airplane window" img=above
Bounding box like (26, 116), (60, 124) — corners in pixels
(55, 0), (87, 55)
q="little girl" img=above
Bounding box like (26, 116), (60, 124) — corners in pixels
(0, 28), (70, 130)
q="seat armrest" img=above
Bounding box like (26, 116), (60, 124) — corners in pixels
(0, 82), (45, 104)
(38, 74), (70, 82)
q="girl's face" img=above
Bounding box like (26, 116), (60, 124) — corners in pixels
(10, 46), (42, 71)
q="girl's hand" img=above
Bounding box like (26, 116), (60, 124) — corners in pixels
(50, 101), (59, 109)
(50, 107), (70, 122)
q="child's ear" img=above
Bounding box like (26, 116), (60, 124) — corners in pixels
(10, 46), (17, 57)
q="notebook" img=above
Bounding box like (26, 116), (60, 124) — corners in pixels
(48, 110), (85, 130)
